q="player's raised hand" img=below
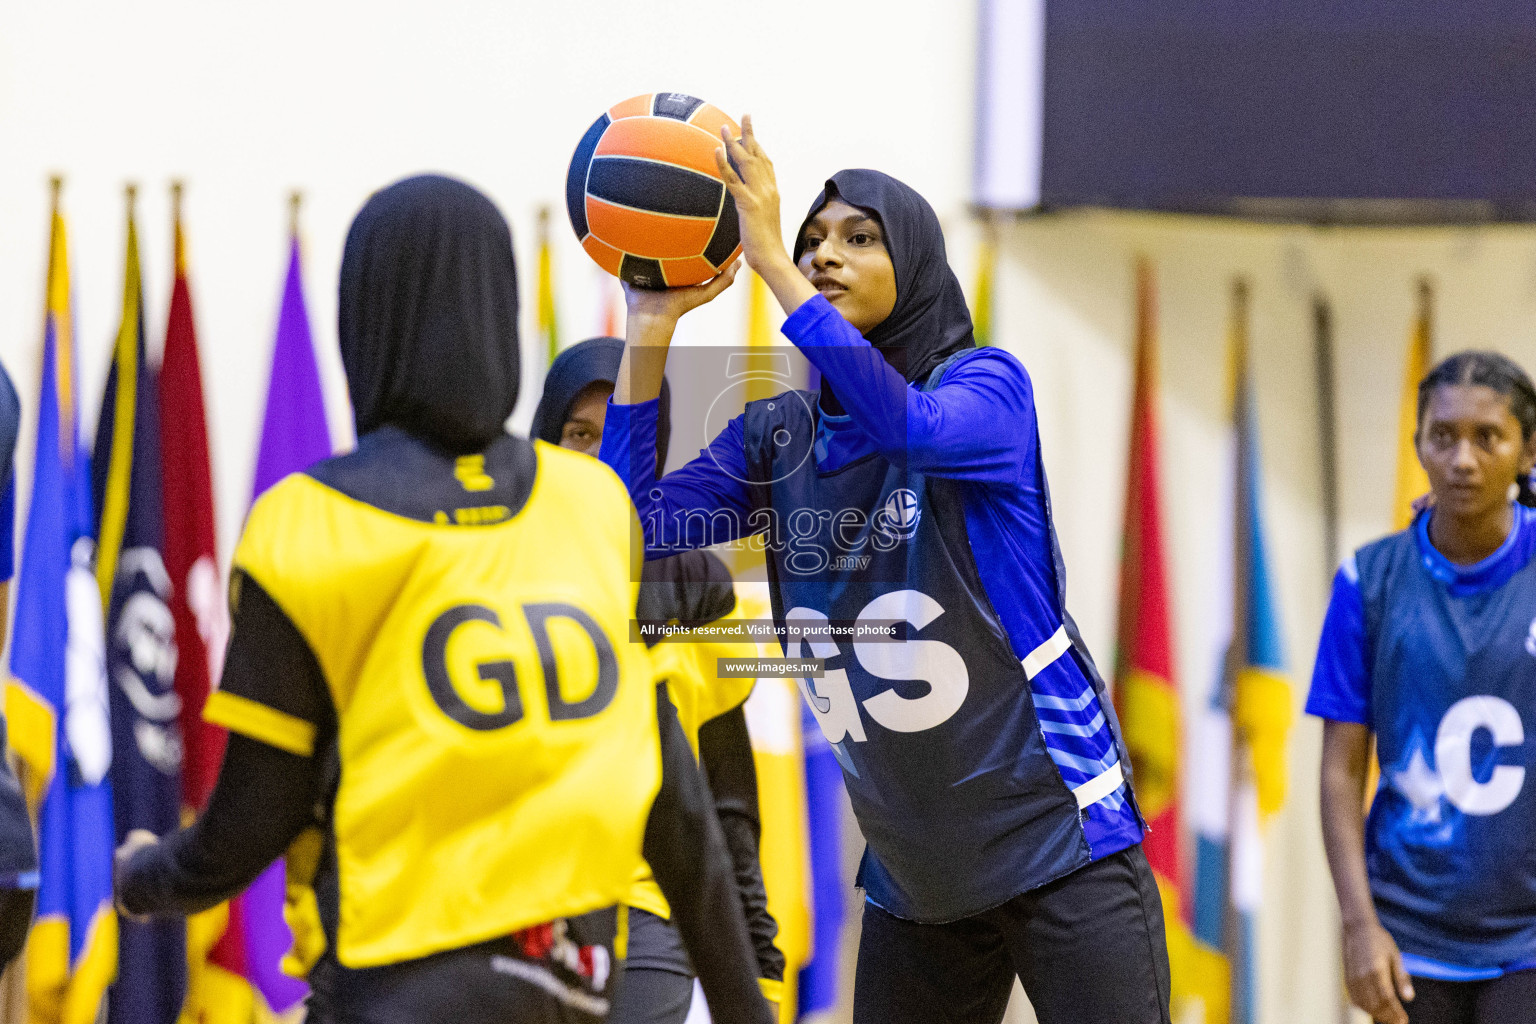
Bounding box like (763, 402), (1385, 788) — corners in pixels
(716, 115), (818, 317)
(1342, 919), (1414, 1024)
(716, 115), (789, 276)
(623, 259), (741, 339)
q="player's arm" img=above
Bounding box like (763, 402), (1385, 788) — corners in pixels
(645, 685), (774, 1024)
(1309, 563), (1413, 1024)
(1320, 721), (1412, 1024)
(602, 279), (760, 557)
(698, 705), (783, 990)
(715, 117), (1029, 481)
(115, 571), (334, 916)
(781, 307), (1032, 481)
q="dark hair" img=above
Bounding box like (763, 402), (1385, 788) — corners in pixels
(1417, 350), (1536, 506)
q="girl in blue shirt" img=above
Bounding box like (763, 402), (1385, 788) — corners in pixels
(601, 118), (1169, 1024)
(1312, 351), (1536, 1024)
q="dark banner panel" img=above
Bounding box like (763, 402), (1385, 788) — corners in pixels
(1039, 1), (1536, 220)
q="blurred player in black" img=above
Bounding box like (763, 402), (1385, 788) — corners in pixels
(0, 361), (38, 970)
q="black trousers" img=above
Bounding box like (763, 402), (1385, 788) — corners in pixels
(303, 912), (617, 1024)
(1390, 970), (1536, 1024)
(853, 845), (1172, 1024)
(608, 908), (695, 1024)
(608, 967), (695, 1024)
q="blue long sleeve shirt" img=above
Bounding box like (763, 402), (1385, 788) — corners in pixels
(600, 294), (1143, 860)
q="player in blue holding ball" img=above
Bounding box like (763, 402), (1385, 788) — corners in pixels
(1312, 351), (1536, 1024)
(600, 117), (1171, 1024)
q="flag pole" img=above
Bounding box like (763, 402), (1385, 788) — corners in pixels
(1314, 295), (1340, 578)
(172, 181), (186, 272)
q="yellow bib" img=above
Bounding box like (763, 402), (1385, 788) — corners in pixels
(232, 443), (662, 968)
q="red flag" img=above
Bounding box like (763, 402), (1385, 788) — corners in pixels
(1114, 259), (1232, 1018)
(159, 184), (227, 814)
(1113, 258), (1182, 903)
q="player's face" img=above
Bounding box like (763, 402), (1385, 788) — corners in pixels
(1417, 384), (1536, 519)
(559, 382), (613, 456)
(797, 200), (898, 336)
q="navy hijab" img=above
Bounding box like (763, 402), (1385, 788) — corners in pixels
(793, 169), (976, 386)
(531, 337), (672, 470)
(338, 174), (521, 453)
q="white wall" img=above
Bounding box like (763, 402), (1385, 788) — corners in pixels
(0, 0), (977, 566)
(7, 4), (1536, 1024)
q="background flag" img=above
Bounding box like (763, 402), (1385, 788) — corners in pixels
(1113, 259), (1229, 1020)
(795, 706), (844, 1020)
(157, 184), (237, 1022)
(159, 183), (226, 815)
(1191, 280), (1294, 1024)
(9, 178), (119, 1024)
(250, 195), (331, 501)
(93, 186), (185, 1023)
(971, 221), (996, 347)
(209, 197), (332, 1018)
(537, 207), (561, 365)
(1393, 279), (1433, 529)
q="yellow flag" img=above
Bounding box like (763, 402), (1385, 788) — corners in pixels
(537, 207), (560, 365)
(1393, 279), (1433, 529)
(973, 222), (996, 347)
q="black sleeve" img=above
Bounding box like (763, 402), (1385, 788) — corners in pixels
(115, 572), (335, 917)
(216, 570), (334, 729)
(698, 704), (783, 982)
(0, 887), (34, 971)
(637, 550), (738, 645)
(644, 686), (773, 1024)
(117, 735), (321, 916)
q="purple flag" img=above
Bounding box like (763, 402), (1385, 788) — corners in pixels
(252, 236), (331, 501)
(234, 232), (332, 1013)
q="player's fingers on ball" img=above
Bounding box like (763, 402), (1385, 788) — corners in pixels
(742, 115), (767, 157)
(714, 146), (743, 186)
(701, 265), (737, 299)
(720, 127), (753, 170)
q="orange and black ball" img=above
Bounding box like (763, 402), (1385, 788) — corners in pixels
(567, 92), (743, 289)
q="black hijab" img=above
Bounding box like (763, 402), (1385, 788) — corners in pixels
(531, 337), (672, 470)
(339, 174), (520, 453)
(793, 169), (975, 385)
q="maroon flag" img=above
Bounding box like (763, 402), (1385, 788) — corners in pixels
(159, 184), (227, 815)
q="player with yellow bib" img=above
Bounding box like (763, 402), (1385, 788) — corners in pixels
(534, 337), (785, 1022)
(114, 175), (771, 1024)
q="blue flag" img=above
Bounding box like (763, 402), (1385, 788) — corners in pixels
(797, 701), (846, 1017)
(1189, 281), (1294, 1024)
(8, 187), (119, 1024)
(92, 196), (185, 1021)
